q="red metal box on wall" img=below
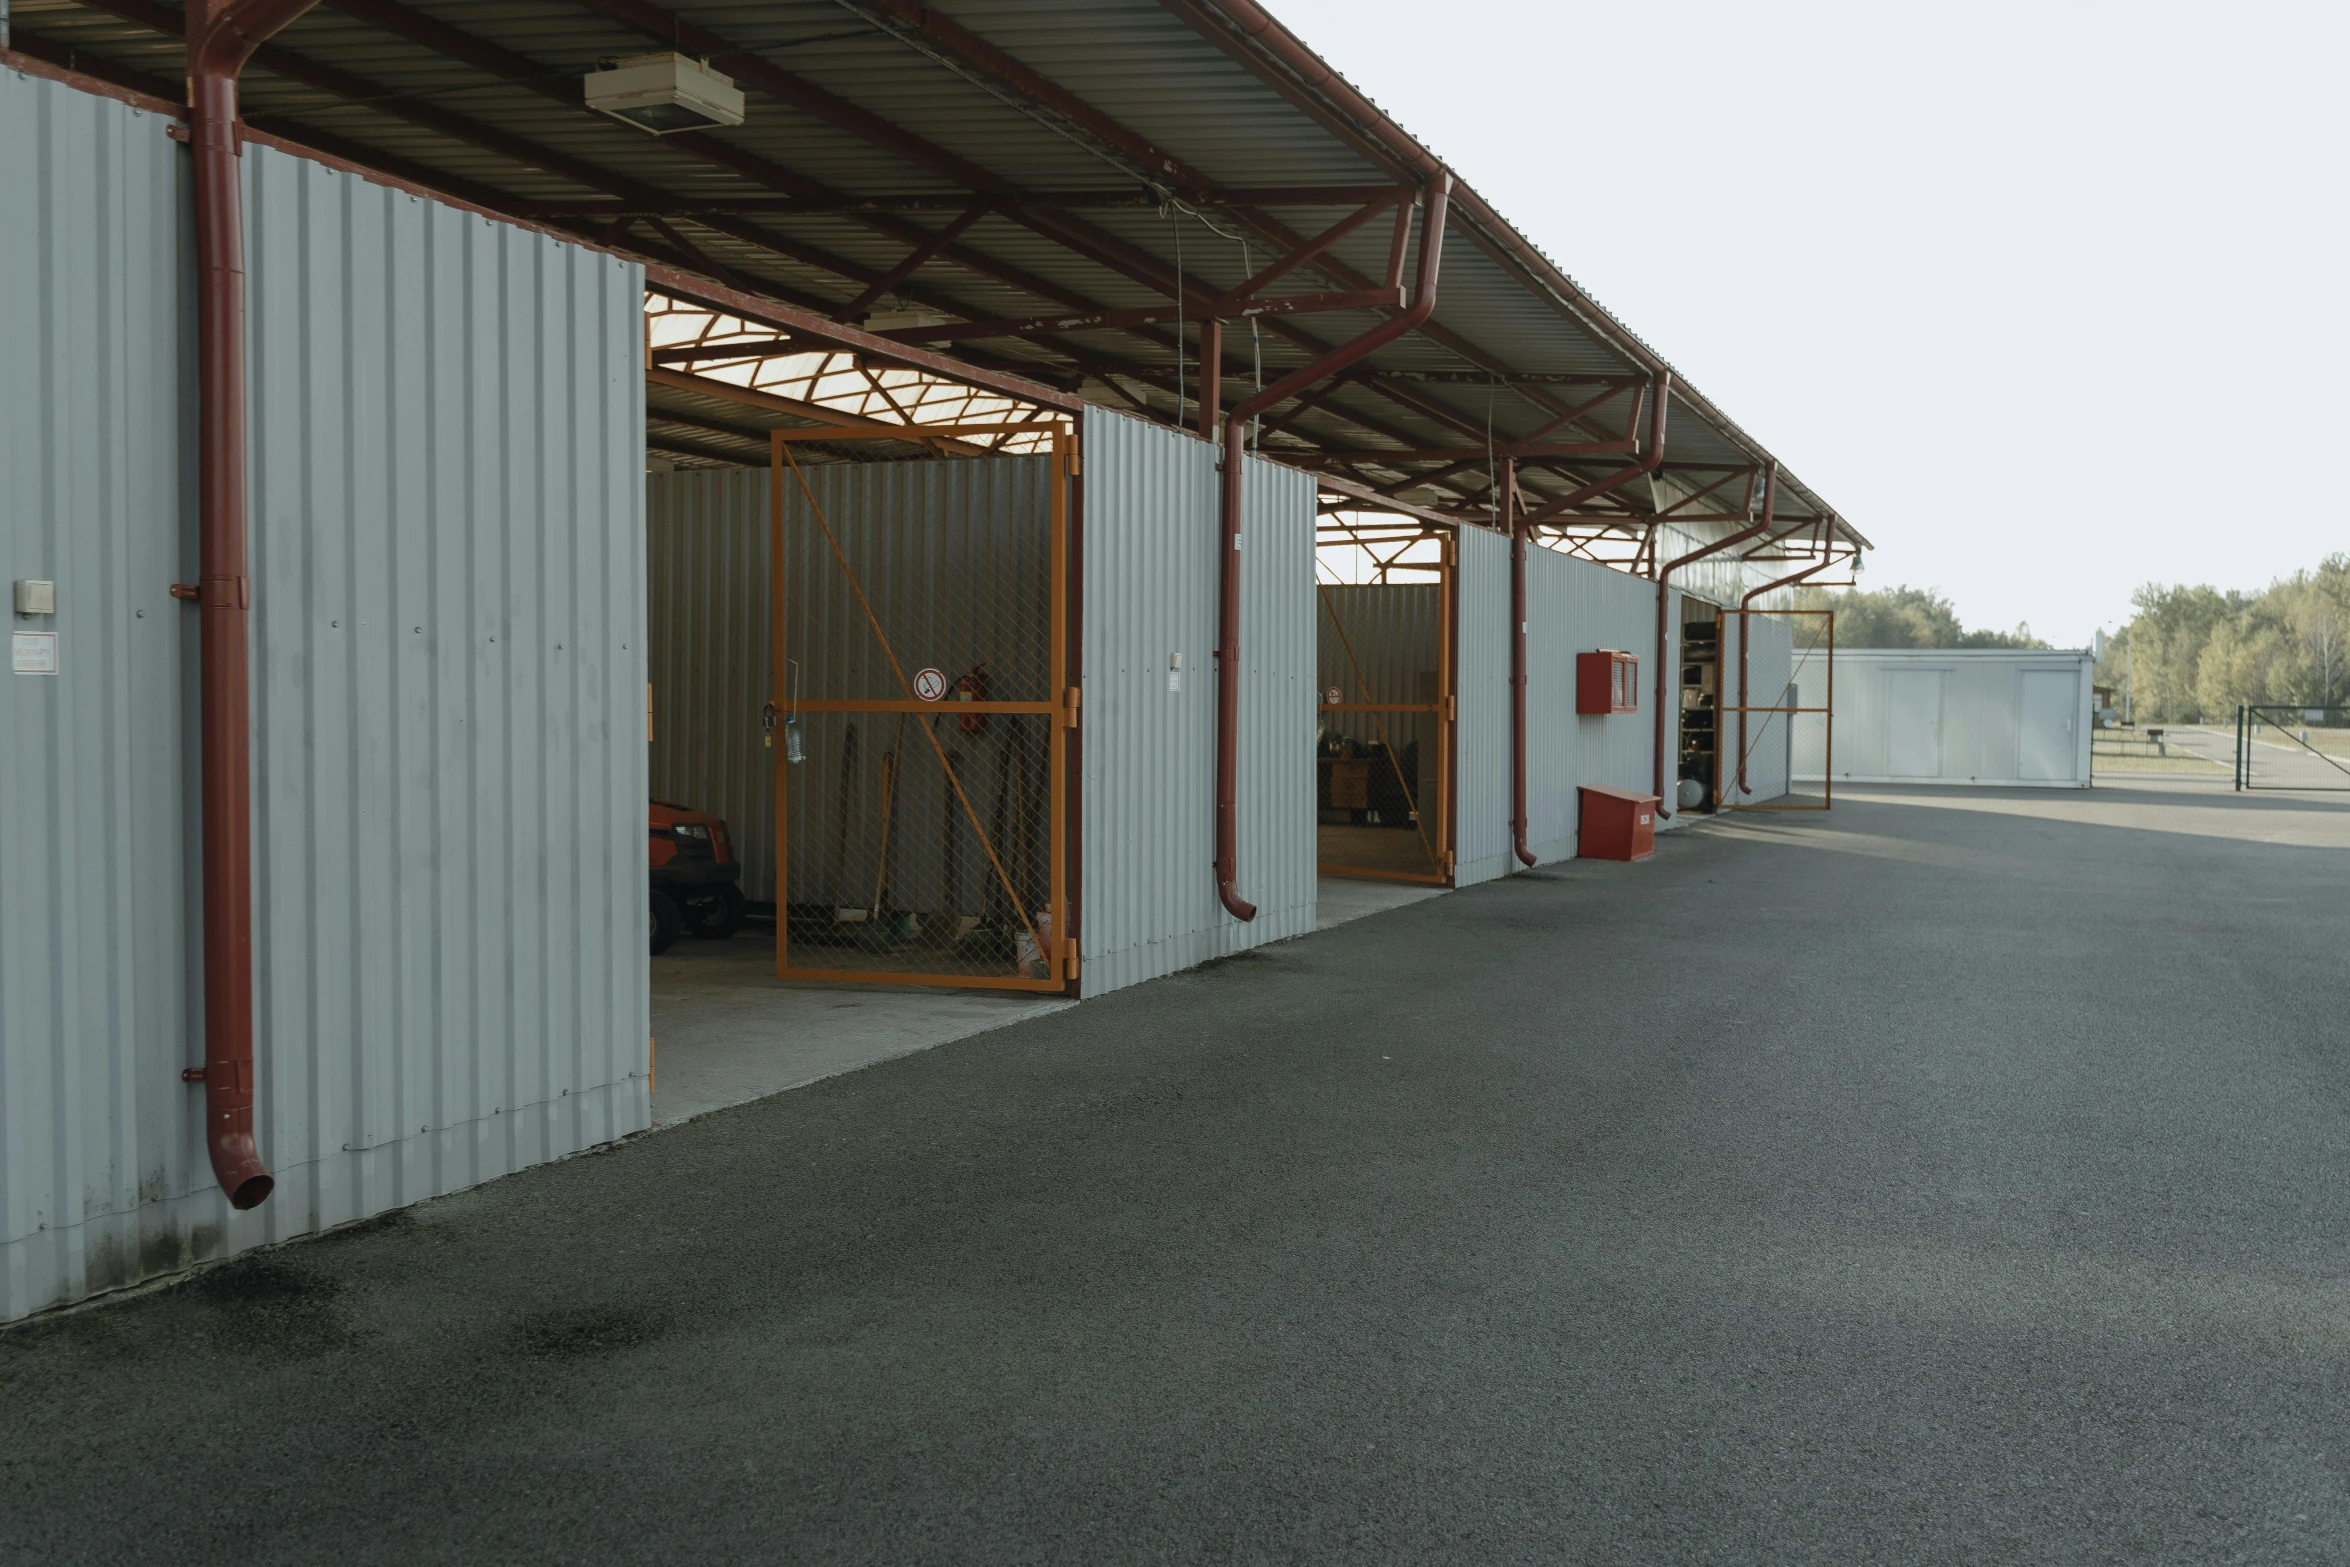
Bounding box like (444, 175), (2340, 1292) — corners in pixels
(1578, 784), (1658, 861)
(1576, 650), (1639, 714)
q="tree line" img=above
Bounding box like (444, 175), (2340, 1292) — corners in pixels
(2098, 555), (2348, 722)
(1779, 584), (2049, 650)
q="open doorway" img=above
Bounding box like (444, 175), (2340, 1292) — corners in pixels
(1315, 517), (1453, 885)
(1678, 600), (1721, 812)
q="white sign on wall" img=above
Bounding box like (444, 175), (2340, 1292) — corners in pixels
(11, 632), (57, 675)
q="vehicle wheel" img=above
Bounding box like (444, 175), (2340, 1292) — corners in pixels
(649, 890), (683, 956)
(684, 883), (748, 940)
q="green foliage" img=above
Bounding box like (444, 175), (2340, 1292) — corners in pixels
(1781, 584), (2050, 650)
(2104, 555), (2350, 722)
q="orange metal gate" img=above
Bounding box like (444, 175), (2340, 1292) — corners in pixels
(1314, 535), (1454, 884)
(1717, 606), (1834, 811)
(769, 423), (1076, 990)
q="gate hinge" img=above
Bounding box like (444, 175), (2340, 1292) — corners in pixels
(1059, 937), (1080, 981)
(1061, 685), (1082, 728)
(1443, 694), (1456, 721)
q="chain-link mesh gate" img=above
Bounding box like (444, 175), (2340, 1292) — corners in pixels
(1314, 540), (1453, 884)
(770, 425), (1074, 990)
(2236, 706), (2350, 791)
(1718, 607), (1834, 810)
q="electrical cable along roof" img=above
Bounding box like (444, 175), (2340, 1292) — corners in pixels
(10, 0), (1863, 564)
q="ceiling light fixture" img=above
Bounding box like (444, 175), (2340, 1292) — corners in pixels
(584, 53), (746, 135)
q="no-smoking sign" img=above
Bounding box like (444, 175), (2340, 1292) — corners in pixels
(912, 667), (947, 701)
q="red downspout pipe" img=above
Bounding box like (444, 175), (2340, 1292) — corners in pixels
(1505, 460), (1535, 868)
(1215, 175), (1451, 920)
(185, 0), (320, 1211)
(1652, 462), (1776, 822)
(1734, 520), (1833, 798)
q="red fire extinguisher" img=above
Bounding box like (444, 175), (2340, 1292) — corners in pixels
(955, 663), (991, 736)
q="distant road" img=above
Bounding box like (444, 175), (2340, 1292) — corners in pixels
(2161, 724), (2350, 789)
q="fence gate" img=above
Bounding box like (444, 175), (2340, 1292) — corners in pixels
(769, 424), (1075, 990)
(2236, 705), (2350, 791)
(1719, 607), (1835, 810)
(1314, 535), (1453, 884)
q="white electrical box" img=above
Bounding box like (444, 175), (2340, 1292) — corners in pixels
(13, 579), (54, 615)
(583, 53), (746, 135)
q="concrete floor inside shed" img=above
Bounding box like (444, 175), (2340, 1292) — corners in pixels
(649, 874), (1450, 1125)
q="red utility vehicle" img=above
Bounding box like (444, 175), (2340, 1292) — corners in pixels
(648, 798), (747, 954)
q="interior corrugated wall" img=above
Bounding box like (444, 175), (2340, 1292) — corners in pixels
(1, 71), (648, 1322)
(1078, 410), (1315, 995)
(1315, 583), (1443, 853)
(645, 468), (770, 894)
(645, 458), (1053, 905)
(1721, 611), (1794, 804)
(1, 66), (194, 1322)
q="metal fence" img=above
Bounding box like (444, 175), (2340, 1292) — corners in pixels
(2236, 706), (2350, 791)
(772, 428), (1075, 990)
(1723, 608), (1834, 809)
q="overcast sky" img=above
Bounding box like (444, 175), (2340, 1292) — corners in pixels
(1270, 0), (2349, 645)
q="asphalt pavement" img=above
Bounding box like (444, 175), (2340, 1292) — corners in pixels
(6, 782), (2349, 1564)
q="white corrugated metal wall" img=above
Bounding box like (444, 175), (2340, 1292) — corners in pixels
(1452, 524), (1512, 886)
(1523, 543), (1664, 859)
(1, 70), (648, 1322)
(1079, 410), (1314, 994)
(2, 66), (191, 1322)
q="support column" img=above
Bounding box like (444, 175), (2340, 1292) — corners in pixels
(1196, 317), (1222, 440)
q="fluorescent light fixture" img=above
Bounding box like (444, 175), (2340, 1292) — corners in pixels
(584, 53), (745, 135)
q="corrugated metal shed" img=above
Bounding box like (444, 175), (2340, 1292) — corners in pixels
(1, 70), (649, 1321)
(1079, 408), (1313, 994)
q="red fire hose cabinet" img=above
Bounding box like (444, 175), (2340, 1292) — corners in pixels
(1576, 650), (1639, 715)
(1578, 785), (1659, 862)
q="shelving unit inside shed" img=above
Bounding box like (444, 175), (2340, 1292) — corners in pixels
(1679, 603), (1721, 812)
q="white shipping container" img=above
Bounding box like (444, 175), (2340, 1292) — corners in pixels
(1796, 648), (2095, 788)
